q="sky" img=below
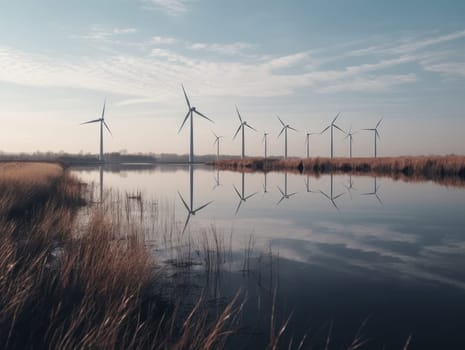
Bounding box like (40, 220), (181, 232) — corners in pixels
(0, 0), (464, 158)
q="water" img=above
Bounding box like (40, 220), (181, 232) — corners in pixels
(72, 164), (465, 349)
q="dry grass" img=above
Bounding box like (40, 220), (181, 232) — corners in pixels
(0, 162), (414, 349)
(0, 163), (242, 349)
(213, 156), (465, 186)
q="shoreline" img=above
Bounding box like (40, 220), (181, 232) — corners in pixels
(211, 156), (465, 182)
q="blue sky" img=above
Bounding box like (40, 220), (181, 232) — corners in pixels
(0, 0), (464, 157)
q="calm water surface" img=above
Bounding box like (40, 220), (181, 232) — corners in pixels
(72, 165), (465, 349)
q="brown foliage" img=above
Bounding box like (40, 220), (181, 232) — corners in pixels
(213, 156), (465, 187)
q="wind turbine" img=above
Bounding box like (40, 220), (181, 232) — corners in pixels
(277, 171), (297, 205)
(321, 113), (344, 159)
(263, 132), (269, 160)
(363, 118), (382, 158)
(344, 126), (357, 159)
(99, 165), (103, 204)
(319, 173), (344, 211)
(179, 85), (213, 164)
(362, 176), (382, 205)
(213, 168), (221, 190)
(81, 100), (112, 162)
(305, 131), (318, 158)
(304, 175), (319, 193)
(277, 116), (297, 160)
(178, 165), (213, 233)
(233, 106), (257, 159)
(233, 171), (257, 215)
(343, 175), (357, 200)
(263, 171), (269, 194)
(212, 131), (223, 161)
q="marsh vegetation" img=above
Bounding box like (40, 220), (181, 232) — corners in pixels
(213, 156), (465, 186)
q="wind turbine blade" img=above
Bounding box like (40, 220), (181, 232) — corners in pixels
(288, 192), (297, 197)
(212, 130), (218, 138)
(332, 112), (340, 124)
(376, 130), (381, 140)
(245, 192), (257, 200)
(194, 110), (213, 122)
(330, 200), (340, 211)
(288, 126), (298, 132)
(103, 121), (112, 136)
(235, 200), (243, 215)
(246, 124), (257, 132)
(334, 124), (345, 133)
(319, 190), (330, 200)
(276, 196), (285, 205)
(178, 111), (190, 134)
(182, 213), (191, 234)
(277, 186), (285, 196)
(177, 191), (190, 211)
(375, 194), (383, 205)
(277, 116), (285, 127)
(376, 117), (383, 128)
(233, 124), (242, 139)
(320, 125), (330, 134)
(333, 193), (344, 200)
(233, 185), (241, 198)
(101, 100), (106, 119)
(278, 127), (285, 138)
(362, 128), (375, 131)
(182, 84), (191, 109)
(235, 105), (243, 123)
(193, 200), (214, 213)
(81, 118), (101, 125)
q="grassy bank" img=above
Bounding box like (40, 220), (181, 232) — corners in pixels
(212, 156), (465, 185)
(0, 163), (240, 349)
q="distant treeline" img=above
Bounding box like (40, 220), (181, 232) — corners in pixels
(0, 151), (244, 164)
(213, 156), (465, 183)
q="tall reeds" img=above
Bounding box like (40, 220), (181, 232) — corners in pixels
(0, 163), (242, 349)
(213, 156), (465, 186)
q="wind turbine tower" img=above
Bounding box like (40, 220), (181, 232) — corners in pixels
(263, 132), (268, 160)
(277, 116), (297, 160)
(305, 131), (318, 159)
(321, 113), (345, 159)
(81, 100), (112, 163)
(179, 85), (213, 163)
(212, 131), (223, 161)
(233, 106), (257, 159)
(363, 118), (383, 158)
(345, 126), (357, 159)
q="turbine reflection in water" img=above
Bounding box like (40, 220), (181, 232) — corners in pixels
(277, 171), (297, 205)
(319, 173), (345, 211)
(178, 165), (214, 233)
(233, 171), (257, 215)
(362, 176), (383, 205)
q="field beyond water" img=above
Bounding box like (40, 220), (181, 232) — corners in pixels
(212, 155), (465, 185)
(0, 162), (242, 350)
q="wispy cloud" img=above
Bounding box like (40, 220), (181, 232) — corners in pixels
(80, 27), (137, 41)
(317, 74), (417, 93)
(1, 29), (465, 101)
(188, 41), (253, 55)
(143, 0), (193, 16)
(422, 62), (465, 78)
(151, 36), (177, 45)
